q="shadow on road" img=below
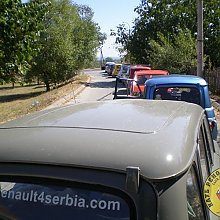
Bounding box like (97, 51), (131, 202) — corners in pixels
(86, 80), (116, 89)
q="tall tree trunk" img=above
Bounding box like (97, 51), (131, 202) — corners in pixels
(45, 81), (50, 91)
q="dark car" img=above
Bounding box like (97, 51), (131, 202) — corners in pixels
(144, 74), (218, 140)
(104, 62), (115, 73)
(106, 63), (115, 76)
(0, 100), (219, 219)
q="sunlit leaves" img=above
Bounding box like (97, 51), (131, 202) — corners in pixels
(149, 29), (197, 73)
(30, 0), (100, 91)
(0, 0), (49, 82)
(132, 0), (220, 67)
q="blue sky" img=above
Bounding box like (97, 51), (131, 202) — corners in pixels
(22, 0), (140, 58)
(72, 0), (140, 59)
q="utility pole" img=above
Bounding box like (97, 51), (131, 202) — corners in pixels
(197, 0), (203, 77)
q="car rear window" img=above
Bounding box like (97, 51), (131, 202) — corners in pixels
(0, 180), (132, 220)
(153, 87), (200, 105)
(137, 74), (164, 85)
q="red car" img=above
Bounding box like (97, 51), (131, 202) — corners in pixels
(128, 65), (151, 79)
(130, 70), (169, 95)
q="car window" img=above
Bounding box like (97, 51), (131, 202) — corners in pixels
(136, 75), (150, 84)
(202, 117), (215, 164)
(0, 180), (132, 220)
(136, 74), (165, 85)
(153, 87), (200, 104)
(198, 126), (210, 183)
(186, 166), (206, 220)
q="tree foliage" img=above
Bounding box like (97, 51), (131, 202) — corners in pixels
(0, 0), (48, 84)
(28, 0), (100, 91)
(0, 0), (102, 90)
(115, 0), (220, 69)
(97, 29), (107, 65)
(149, 29), (197, 73)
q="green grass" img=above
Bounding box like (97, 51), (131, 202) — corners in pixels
(0, 74), (89, 124)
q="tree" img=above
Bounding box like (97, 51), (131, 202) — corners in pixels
(149, 29), (197, 73)
(115, 0), (220, 67)
(29, 0), (80, 91)
(74, 4), (100, 68)
(97, 30), (107, 66)
(128, 0), (197, 64)
(0, 0), (49, 85)
(113, 23), (133, 63)
(29, 0), (100, 91)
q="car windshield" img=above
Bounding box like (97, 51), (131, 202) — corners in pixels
(153, 87), (200, 105)
(0, 181), (131, 220)
(136, 74), (163, 85)
(110, 65), (115, 70)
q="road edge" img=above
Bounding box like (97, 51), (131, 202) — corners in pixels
(44, 76), (91, 110)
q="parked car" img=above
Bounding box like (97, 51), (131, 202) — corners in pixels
(112, 63), (122, 78)
(0, 100), (219, 219)
(106, 63), (115, 76)
(104, 62), (115, 73)
(101, 63), (105, 70)
(128, 65), (151, 79)
(144, 74), (218, 140)
(130, 69), (169, 95)
(117, 63), (130, 79)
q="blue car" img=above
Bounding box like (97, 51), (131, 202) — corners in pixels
(144, 74), (218, 140)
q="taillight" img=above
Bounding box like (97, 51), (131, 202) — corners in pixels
(209, 121), (215, 130)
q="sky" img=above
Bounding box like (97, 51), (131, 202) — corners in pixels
(22, 0), (140, 59)
(71, 0), (140, 59)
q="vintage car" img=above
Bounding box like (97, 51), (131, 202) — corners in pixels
(130, 69), (169, 95)
(144, 74), (218, 140)
(104, 61), (115, 73)
(106, 63), (115, 76)
(117, 63), (130, 79)
(127, 65), (151, 80)
(0, 100), (219, 219)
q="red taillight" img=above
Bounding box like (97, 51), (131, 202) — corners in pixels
(209, 121), (215, 130)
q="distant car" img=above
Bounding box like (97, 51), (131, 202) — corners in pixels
(0, 100), (219, 219)
(112, 64), (122, 78)
(101, 64), (105, 70)
(106, 63), (115, 76)
(130, 70), (169, 95)
(144, 74), (218, 140)
(104, 62), (115, 73)
(117, 63), (130, 79)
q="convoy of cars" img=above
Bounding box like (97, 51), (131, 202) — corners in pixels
(0, 64), (219, 219)
(114, 71), (218, 140)
(0, 100), (220, 219)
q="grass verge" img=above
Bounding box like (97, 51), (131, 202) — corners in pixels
(0, 74), (89, 124)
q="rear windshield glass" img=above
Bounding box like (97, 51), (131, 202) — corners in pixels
(137, 74), (164, 85)
(0, 181), (131, 220)
(153, 87), (200, 105)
